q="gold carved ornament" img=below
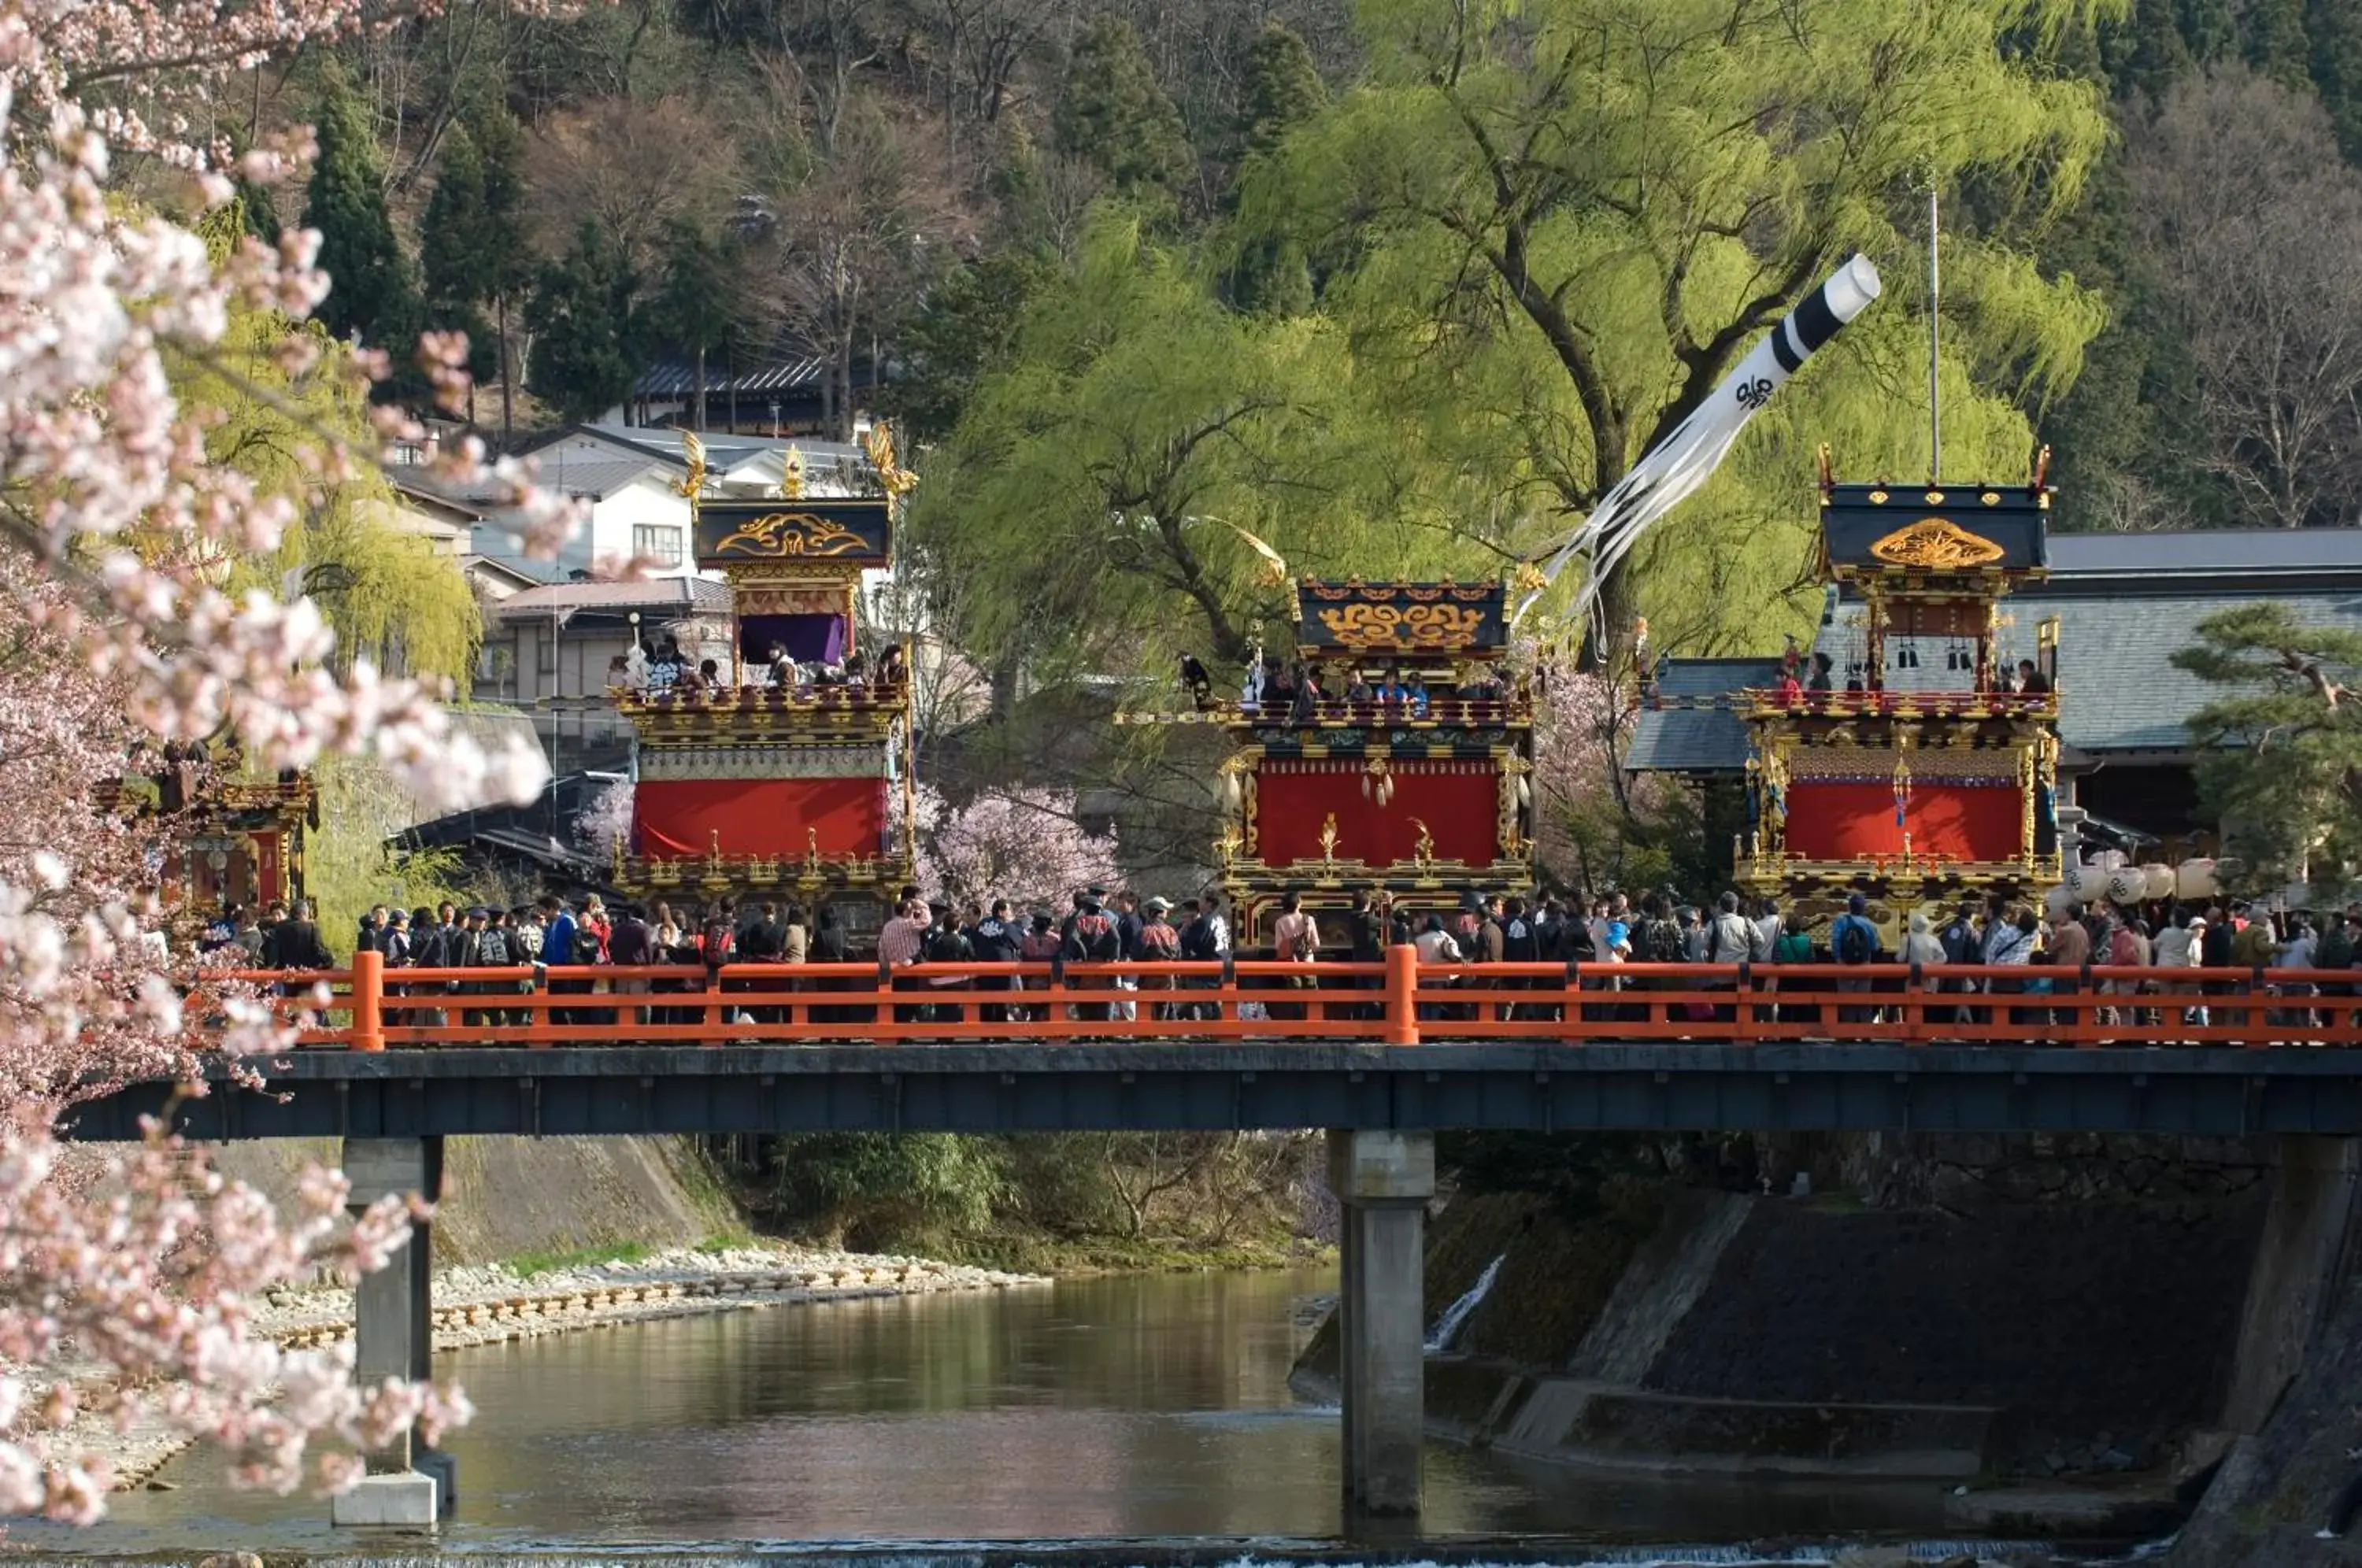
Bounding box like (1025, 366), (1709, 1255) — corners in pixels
(1868, 518), (2005, 571)
(1317, 601), (1487, 649)
(677, 431), (709, 499)
(861, 423), (920, 508)
(713, 512), (868, 557)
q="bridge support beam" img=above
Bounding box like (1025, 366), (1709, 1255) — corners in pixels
(2224, 1135), (2362, 1433)
(331, 1137), (449, 1528)
(1329, 1128), (1434, 1518)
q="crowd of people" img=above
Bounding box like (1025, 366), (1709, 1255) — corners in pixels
(191, 878), (2362, 1037)
(605, 633), (909, 699)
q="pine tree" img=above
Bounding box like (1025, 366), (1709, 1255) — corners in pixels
(1238, 23), (1325, 161)
(1051, 17), (1194, 201)
(648, 220), (739, 433)
(418, 125), (497, 401)
(305, 62), (416, 346)
(2173, 603), (2362, 885)
(2309, 0), (2362, 159)
(527, 220), (642, 425)
(2245, 0), (2313, 88)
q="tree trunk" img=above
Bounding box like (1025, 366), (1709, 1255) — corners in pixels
(693, 343), (708, 432)
(498, 292), (513, 449)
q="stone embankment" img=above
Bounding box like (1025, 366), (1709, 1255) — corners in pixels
(94, 1244), (1046, 1489)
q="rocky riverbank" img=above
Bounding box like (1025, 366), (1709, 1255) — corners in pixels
(78, 1243), (1046, 1491)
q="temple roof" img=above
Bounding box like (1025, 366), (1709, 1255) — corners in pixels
(1623, 658), (1784, 772)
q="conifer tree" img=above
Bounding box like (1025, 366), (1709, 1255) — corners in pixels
(419, 125), (497, 404)
(2245, 0), (2313, 88)
(2310, 0), (2362, 158)
(305, 62), (416, 347)
(1238, 23), (1324, 161)
(1052, 17), (1194, 202)
(648, 220), (739, 433)
(527, 220), (642, 424)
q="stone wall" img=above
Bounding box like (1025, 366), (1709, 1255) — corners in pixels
(210, 1135), (739, 1266)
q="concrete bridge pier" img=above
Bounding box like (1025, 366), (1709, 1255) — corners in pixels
(330, 1137), (450, 1527)
(2224, 1135), (2362, 1433)
(1329, 1129), (1435, 1518)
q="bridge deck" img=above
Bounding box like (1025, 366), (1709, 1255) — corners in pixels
(62, 1041), (2362, 1140)
(61, 952), (2362, 1138)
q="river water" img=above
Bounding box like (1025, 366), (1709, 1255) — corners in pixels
(23, 1268), (2042, 1562)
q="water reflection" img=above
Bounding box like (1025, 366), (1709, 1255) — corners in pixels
(26, 1268), (1972, 1555)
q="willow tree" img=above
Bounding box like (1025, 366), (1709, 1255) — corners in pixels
(1242, 0), (2115, 653)
(173, 217), (483, 686)
(910, 215), (1468, 682)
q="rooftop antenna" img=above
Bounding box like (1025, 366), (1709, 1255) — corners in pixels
(1927, 185), (1942, 484)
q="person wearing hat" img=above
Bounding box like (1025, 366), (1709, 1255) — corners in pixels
(1135, 897), (1183, 1017)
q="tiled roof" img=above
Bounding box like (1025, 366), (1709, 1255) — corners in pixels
(2038, 528), (2362, 585)
(1996, 590), (2362, 753)
(1624, 657), (1784, 772)
(496, 577), (733, 619)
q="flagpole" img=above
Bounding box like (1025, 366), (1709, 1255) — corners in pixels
(1928, 187), (1942, 484)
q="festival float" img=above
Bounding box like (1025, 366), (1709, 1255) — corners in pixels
(1122, 578), (1536, 948)
(101, 744), (317, 913)
(609, 432), (918, 934)
(1727, 454), (2066, 936)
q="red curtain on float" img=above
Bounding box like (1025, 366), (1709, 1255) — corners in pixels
(634, 778), (886, 859)
(1255, 763), (1498, 866)
(1784, 781), (2021, 862)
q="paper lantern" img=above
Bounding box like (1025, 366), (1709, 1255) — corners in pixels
(2177, 858), (2219, 900)
(2063, 861), (2094, 904)
(2143, 864), (2176, 901)
(2044, 884), (2075, 919)
(2105, 865), (2147, 906)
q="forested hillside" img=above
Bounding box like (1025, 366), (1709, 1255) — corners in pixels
(283, 0), (2362, 672)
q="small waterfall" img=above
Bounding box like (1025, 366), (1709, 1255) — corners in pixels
(1424, 1252), (1505, 1352)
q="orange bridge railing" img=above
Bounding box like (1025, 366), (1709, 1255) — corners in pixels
(189, 948), (2362, 1053)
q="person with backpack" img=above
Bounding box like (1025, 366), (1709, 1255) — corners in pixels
(1269, 889), (1320, 1025)
(698, 899), (740, 1029)
(1829, 892), (1883, 1026)
(1064, 890), (1122, 1024)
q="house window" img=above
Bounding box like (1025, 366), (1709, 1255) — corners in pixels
(633, 524), (683, 566)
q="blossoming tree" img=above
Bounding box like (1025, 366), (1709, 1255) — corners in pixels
(0, 0), (558, 1520)
(906, 783), (1123, 915)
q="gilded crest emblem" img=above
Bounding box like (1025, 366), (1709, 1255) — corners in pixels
(1868, 517), (2005, 570)
(1316, 602), (1486, 648)
(713, 511), (868, 557)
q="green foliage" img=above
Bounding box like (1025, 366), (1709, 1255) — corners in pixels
(528, 219), (644, 423)
(172, 249), (482, 683)
(420, 116), (532, 384)
(913, 216), (1459, 678)
(879, 249), (1055, 442)
(771, 1133), (1008, 1250)
(1240, 0), (2114, 646)
(305, 61), (418, 347)
(2171, 602), (2362, 886)
(302, 756), (477, 960)
(1237, 23), (1325, 162)
(1053, 18), (1195, 202)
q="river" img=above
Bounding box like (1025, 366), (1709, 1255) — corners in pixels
(21, 1268), (2044, 1562)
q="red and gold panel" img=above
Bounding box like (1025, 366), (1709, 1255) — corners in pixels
(635, 778), (886, 860)
(1784, 779), (2022, 863)
(1254, 760), (1498, 866)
